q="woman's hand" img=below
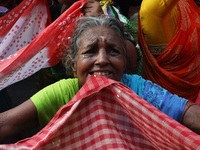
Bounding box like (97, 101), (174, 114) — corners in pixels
(82, 0), (104, 17)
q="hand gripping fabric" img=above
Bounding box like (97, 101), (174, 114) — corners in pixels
(0, 75), (200, 149)
(0, 0), (87, 90)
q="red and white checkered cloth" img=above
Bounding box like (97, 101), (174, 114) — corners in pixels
(0, 0), (86, 90)
(0, 75), (200, 149)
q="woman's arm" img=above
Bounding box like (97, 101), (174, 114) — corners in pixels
(0, 99), (39, 143)
(125, 74), (200, 134)
(182, 103), (200, 134)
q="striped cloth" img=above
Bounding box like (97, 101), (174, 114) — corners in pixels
(0, 75), (199, 149)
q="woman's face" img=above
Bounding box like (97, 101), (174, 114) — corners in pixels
(73, 26), (126, 85)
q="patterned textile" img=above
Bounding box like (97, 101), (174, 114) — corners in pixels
(0, 0), (87, 90)
(0, 75), (200, 149)
(138, 0), (200, 102)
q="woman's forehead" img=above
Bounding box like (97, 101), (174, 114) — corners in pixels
(80, 26), (122, 44)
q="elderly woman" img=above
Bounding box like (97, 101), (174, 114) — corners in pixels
(38, 0), (141, 90)
(0, 15), (200, 143)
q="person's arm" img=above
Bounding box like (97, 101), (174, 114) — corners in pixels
(0, 99), (39, 143)
(125, 39), (137, 73)
(123, 74), (200, 134)
(182, 103), (200, 134)
(81, 0), (104, 17)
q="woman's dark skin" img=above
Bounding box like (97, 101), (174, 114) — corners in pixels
(182, 104), (200, 134)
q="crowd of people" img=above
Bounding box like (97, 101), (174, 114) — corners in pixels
(0, 0), (200, 146)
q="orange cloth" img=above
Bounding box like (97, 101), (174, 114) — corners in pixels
(138, 0), (200, 102)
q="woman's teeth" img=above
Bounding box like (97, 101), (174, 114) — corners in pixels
(93, 72), (110, 76)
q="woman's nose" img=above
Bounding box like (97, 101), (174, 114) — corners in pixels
(95, 49), (109, 66)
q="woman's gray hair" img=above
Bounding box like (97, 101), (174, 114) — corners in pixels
(63, 15), (127, 76)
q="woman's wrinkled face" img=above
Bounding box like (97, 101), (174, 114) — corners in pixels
(73, 26), (126, 85)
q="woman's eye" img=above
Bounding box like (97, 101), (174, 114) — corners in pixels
(109, 49), (120, 55)
(82, 49), (96, 57)
(84, 49), (96, 54)
(88, 49), (96, 53)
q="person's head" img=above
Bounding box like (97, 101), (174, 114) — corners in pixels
(64, 15), (128, 85)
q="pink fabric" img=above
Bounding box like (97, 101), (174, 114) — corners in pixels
(195, 91), (200, 106)
(0, 75), (199, 149)
(0, 0), (86, 90)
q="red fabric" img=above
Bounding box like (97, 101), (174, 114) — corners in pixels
(0, 75), (199, 149)
(195, 91), (200, 105)
(0, 0), (87, 90)
(138, 0), (200, 102)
